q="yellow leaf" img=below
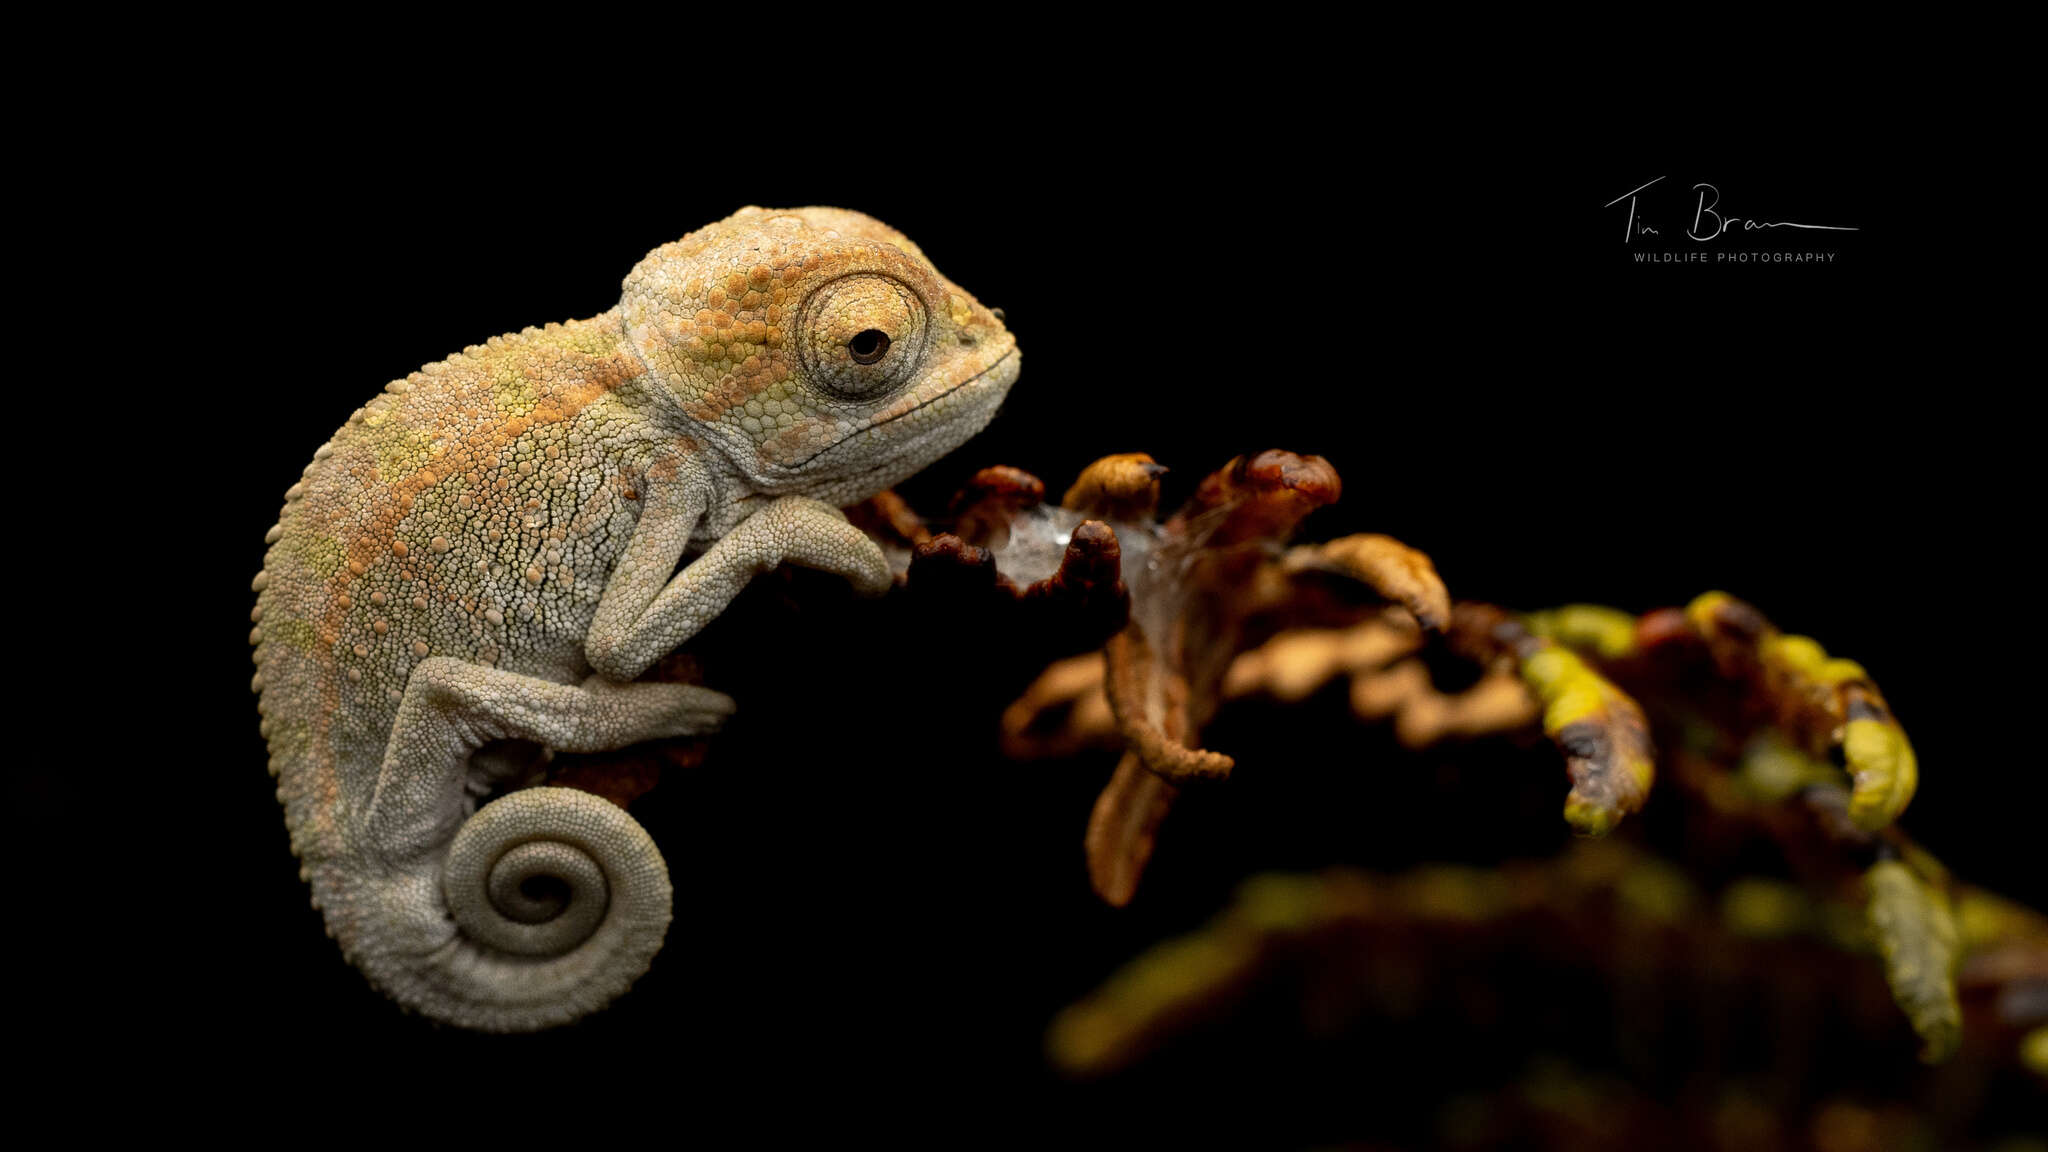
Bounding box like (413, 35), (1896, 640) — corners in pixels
(1864, 859), (1962, 1063)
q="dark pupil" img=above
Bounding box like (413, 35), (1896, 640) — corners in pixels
(848, 329), (890, 364)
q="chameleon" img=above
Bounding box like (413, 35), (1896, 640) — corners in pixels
(249, 206), (1021, 1031)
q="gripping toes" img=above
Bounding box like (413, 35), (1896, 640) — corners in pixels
(580, 676), (736, 741)
(748, 495), (892, 595)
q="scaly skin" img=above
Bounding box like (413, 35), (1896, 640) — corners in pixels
(250, 207), (1020, 1031)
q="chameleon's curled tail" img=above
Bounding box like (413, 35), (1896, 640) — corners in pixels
(316, 787), (672, 1032)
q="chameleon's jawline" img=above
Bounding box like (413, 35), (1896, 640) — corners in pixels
(796, 345), (1019, 469)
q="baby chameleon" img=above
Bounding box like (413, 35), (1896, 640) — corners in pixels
(250, 207), (1020, 1031)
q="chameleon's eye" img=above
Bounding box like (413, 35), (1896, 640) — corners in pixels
(847, 329), (890, 365)
(798, 274), (927, 399)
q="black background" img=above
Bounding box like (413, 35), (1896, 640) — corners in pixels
(48, 48), (2030, 1141)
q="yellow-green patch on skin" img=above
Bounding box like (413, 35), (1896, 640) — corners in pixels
(265, 616), (322, 654)
(490, 364), (541, 415)
(1522, 605), (1638, 660)
(1864, 859), (1962, 1063)
(1843, 717), (1919, 831)
(371, 423), (437, 479)
(277, 531), (347, 580)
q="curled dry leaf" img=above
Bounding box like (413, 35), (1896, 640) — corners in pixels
(1102, 628), (1234, 784)
(1060, 452), (1167, 523)
(1221, 612), (1423, 704)
(1352, 663), (1543, 749)
(1083, 753), (1181, 909)
(1521, 603), (1641, 661)
(999, 652), (1117, 761)
(1519, 645), (1656, 838)
(949, 465), (1047, 549)
(1282, 534), (1451, 632)
(1865, 858), (1963, 1063)
(1072, 450), (1388, 904)
(847, 456), (1999, 1076)
(1686, 591), (1918, 831)
(1441, 600), (1656, 836)
(1172, 449), (1340, 549)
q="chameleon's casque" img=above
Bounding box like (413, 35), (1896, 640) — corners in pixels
(251, 207), (1019, 1030)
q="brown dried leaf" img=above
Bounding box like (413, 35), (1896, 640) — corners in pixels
(1865, 859), (1963, 1063)
(1085, 751), (1182, 908)
(948, 465), (1046, 548)
(1062, 453), (1167, 523)
(1283, 534), (1450, 632)
(1103, 628), (1234, 783)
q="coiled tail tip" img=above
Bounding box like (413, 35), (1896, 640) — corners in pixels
(324, 786), (674, 1033)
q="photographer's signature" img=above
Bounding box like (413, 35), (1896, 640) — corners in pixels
(1605, 176), (1857, 243)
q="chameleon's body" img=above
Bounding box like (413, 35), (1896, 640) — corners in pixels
(251, 207), (1019, 1031)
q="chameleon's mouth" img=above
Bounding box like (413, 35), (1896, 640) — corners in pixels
(793, 345), (1019, 470)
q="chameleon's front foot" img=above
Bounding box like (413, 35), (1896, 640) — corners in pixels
(745, 495), (893, 596)
(587, 494), (891, 682)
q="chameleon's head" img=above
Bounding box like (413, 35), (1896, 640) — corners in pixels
(622, 206), (1020, 503)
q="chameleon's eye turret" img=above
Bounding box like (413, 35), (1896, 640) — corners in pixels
(798, 273), (927, 399)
